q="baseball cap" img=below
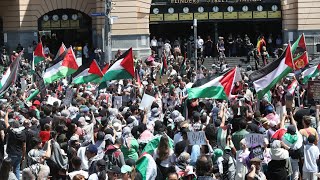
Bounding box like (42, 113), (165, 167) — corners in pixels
(86, 144), (98, 154)
(121, 165), (132, 174)
(107, 165), (121, 174)
(250, 157), (262, 163)
(33, 100), (40, 105)
(286, 125), (296, 135)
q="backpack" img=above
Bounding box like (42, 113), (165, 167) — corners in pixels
(288, 145), (304, 159)
(222, 152), (235, 180)
(104, 148), (122, 169)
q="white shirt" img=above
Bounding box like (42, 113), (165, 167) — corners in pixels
(197, 38), (204, 49)
(44, 47), (50, 55)
(27, 46), (33, 54)
(176, 87), (187, 98)
(153, 148), (174, 167)
(303, 144), (320, 172)
(83, 45), (89, 58)
(164, 43), (171, 53)
(151, 39), (158, 47)
(173, 132), (183, 145)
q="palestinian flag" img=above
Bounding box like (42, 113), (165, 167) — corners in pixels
(43, 47), (79, 84)
(302, 64), (320, 84)
(73, 60), (103, 84)
(142, 135), (174, 155)
(101, 48), (134, 82)
(293, 51), (308, 70)
(33, 42), (45, 65)
(249, 44), (294, 99)
(292, 34), (307, 54)
(264, 90), (272, 103)
(0, 55), (21, 95)
(288, 79), (298, 95)
(136, 153), (158, 180)
(135, 70), (142, 87)
(54, 43), (67, 60)
(292, 34), (307, 60)
(187, 67), (241, 100)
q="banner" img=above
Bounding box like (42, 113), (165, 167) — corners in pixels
(63, 87), (74, 106)
(245, 133), (264, 148)
(307, 80), (320, 105)
(139, 93), (155, 110)
(187, 131), (206, 145)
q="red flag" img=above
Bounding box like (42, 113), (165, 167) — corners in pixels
(54, 43), (67, 60)
(58, 84), (62, 91)
(102, 63), (109, 74)
(163, 52), (168, 69)
(135, 70), (142, 87)
(294, 51), (309, 70)
(34, 42), (45, 57)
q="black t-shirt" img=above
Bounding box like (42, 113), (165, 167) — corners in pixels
(0, 121), (5, 159)
(247, 122), (260, 133)
(40, 116), (52, 130)
(6, 127), (26, 156)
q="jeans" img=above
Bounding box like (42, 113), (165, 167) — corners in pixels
(291, 159), (300, 180)
(8, 154), (22, 180)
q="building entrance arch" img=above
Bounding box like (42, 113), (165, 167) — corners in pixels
(38, 9), (92, 55)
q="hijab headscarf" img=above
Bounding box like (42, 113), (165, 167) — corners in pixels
(176, 152), (190, 171)
(270, 140), (289, 160)
(122, 127), (133, 149)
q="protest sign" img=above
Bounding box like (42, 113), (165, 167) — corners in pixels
(249, 145), (264, 160)
(139, 93), (155, 110)
(35, 71), (46, 98)
(20, 78), (27, 92)
(245, 133), (264, 148)
(113, 96), (122, 109)
(246, 133), (265, 160)
(63, 88), (74, 106)
(47, 96), (61, 106)
(187, 131), (206, 145)
(308, 80), (320, 105)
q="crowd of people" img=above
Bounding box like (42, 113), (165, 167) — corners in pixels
(0, 35), (318, 180)
(150, 33), (282, 58)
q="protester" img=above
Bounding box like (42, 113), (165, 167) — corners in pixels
(0, 35), (318, 180)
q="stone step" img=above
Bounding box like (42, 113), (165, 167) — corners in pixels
(199, 57), (277, 69)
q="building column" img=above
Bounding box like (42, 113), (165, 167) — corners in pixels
(110, 0), (152, 58)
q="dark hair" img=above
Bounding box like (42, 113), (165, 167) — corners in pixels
(50, 131), (57, 140)
(44, 123), (51, 131)
(200, 115), (207, 124)
(167, 171), (178, 179)
(158, 135), (170, 161)
(42, 105), (52, 116)
(30, 137), (42, 148)
(196, 155), (213, 176)
(0, 158), (12, 180)
(303, 116), (312, 126)
(239, 119), (247, 129)
(114, 138), (122, 145)
(72, 157), (82, 169)
(308, 135), (316, 144)
(97, 161), (107, 180)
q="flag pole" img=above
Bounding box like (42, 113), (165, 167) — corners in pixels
(297, 86), (301, 107)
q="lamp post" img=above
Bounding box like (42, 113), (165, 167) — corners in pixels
(193, 19), (197, 73)
(105, 0), (112, 64)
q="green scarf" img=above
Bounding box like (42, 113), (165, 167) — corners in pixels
(284, 133), (298, 144)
